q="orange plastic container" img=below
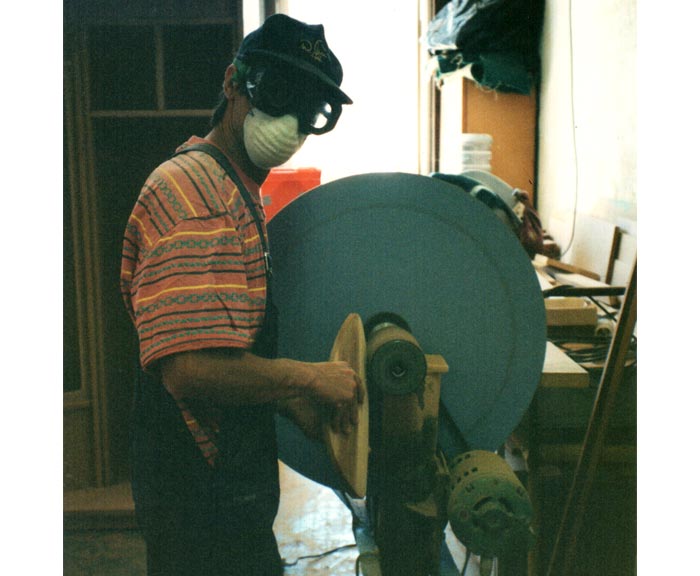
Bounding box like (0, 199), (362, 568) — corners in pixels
(261, 167), (321, 220)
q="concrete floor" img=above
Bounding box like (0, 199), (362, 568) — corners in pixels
(64, 459), (509, 575)
(64, 462), (359, 575)
(275, 463), (359, 574)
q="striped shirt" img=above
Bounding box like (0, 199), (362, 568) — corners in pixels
(121, 136), (269, 466)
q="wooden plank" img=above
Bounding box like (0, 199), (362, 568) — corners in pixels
(64, 481), (135, 515)
(610, 259), (633, 288)
(540, 342), (589, 389)
(535, 268), (557, 291)
(551, 271), (611, 290)
(561, 215), (620, 282)
(533, 254), (600, 280)
(545, 297), (598, 327)
(610, 232), (636, 287)
(548, 271), (622, 307)
(324, 314), (370, 498)
(616, 231), (637, 264)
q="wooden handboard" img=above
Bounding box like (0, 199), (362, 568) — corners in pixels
(324, 313), (370, 498)
(560, 215), (620, 281)
(540, 341), (589, 389)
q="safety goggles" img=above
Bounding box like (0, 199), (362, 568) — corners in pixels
(244, 65), (343, 135)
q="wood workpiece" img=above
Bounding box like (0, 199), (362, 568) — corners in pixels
(324, 314), (369, 498)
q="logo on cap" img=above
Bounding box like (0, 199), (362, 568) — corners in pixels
(300, 39), (329, 63)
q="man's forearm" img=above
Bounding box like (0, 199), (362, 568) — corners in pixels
(159, 347), (362, 412)
(160, 348), (314, 406)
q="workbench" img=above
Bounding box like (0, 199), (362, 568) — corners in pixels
(522, 340), (636, 576)
(441, 338), (635, 576)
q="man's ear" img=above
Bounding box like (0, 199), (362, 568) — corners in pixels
(223, 64), (238, 99)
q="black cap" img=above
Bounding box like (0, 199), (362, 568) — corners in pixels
(235, 14), (352, 104)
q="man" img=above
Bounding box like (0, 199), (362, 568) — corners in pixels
(120, 14), (360, 576)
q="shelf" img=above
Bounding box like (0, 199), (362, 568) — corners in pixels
(64, 482), (137, 530)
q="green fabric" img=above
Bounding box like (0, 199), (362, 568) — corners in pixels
(436, 50), (532, 94)
(470, 52), (532, 94)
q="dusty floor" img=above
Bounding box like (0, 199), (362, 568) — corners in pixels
(274, 464), (359, 574)
(64, 462), (358, 575)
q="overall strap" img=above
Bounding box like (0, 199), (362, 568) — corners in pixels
(173, 142), (272, 277)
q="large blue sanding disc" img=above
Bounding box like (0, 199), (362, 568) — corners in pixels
(269, 173), (546, 492)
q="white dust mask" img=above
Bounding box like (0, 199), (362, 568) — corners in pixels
(243, 108), (307, 169)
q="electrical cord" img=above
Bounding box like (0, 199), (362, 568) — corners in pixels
(282, 543), (357, 568)
(555, 340), (611, 364)
(561, 0), (579, 258)
(550, 334), (637, 366)
(461, 549), (472, 576)
(586, 296), (619, 321)
(355, 550), (380, 575)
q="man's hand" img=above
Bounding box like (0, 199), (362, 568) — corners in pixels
(308, 361), (364, 435)
(277, 397), (325, 441)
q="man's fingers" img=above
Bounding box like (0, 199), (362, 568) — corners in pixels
(351, 397), (359, 425)
(341, 406), (353, 434)
(342, 362), (364, 404)
(356, 373), (365, 404)
(328, 402), (356, 435)
(331, 405), (342, 433)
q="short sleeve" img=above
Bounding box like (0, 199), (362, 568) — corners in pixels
(129, 214), (267, 368)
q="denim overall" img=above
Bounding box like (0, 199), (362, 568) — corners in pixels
(131, 144), (283, 575)
(130, 295), (281, 576)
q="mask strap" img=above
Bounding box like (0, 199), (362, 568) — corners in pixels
(231, 59), (250, 85)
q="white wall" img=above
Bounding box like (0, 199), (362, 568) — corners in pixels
(537, 0), (637, 244)
(281, 0), (421, 184)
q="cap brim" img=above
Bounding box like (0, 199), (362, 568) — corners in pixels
(247, 49), (353, 104)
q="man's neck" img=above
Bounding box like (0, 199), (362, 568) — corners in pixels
(205, 125), (270, 186)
